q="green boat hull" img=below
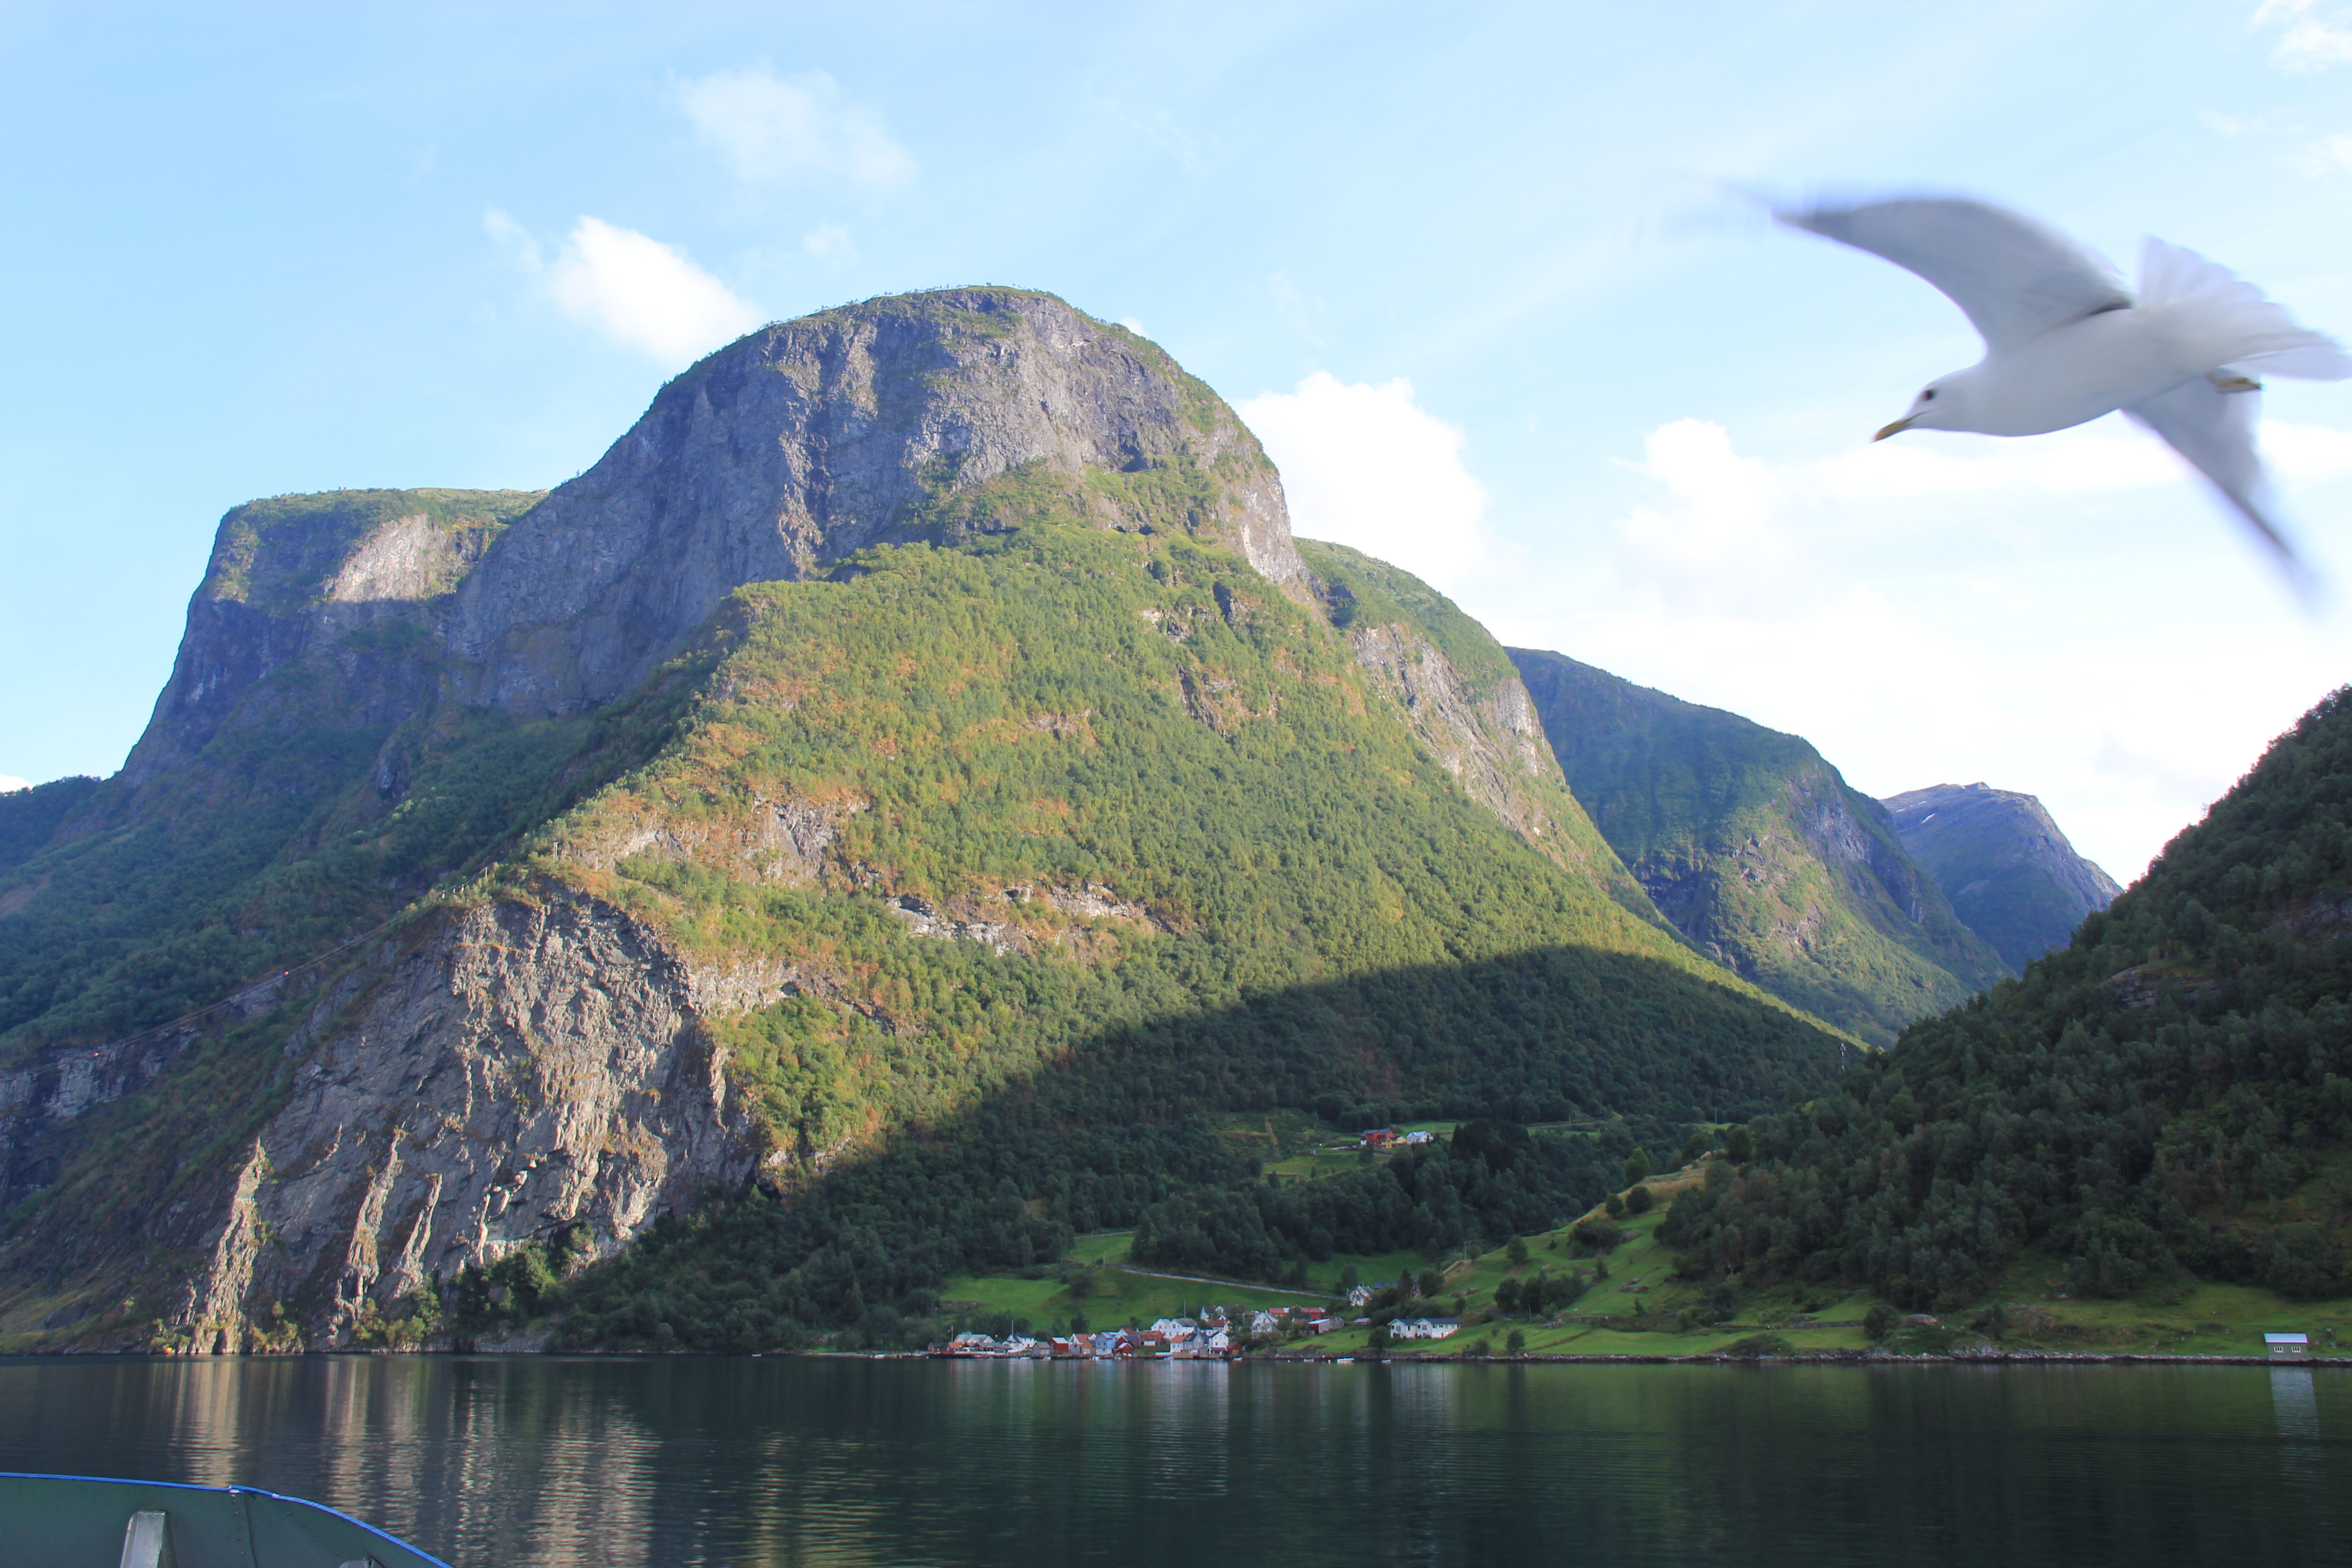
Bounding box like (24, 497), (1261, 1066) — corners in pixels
(0, 1474), (448, 1568)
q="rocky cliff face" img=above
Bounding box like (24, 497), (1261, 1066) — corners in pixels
(168, 889), (767, 1352)
(1509, 647), (2008, 1044)
(1882, 783), (2124, 972)
(1344, 622), (1564, 850)
(448, 290), (1306, 718)
(117, 489), (542, 793)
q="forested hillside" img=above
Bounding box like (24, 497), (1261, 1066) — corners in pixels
(1663, 688), (2352, 1309)
(1509, 647), (2007, 1044)
(526, 519), (1840, 1349)
(0, 287), (1844, 1354)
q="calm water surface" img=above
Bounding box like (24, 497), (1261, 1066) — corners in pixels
(0, 1355), (2343, 1567)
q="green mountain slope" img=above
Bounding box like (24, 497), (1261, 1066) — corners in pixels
(0, 287), (1842, 1353)
(1883, 782), (2124, 971)
(1664, 686), (2352, 1310)
(1509, 648), (2007, 1044)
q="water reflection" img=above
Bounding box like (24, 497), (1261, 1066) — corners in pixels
(0, 1358), (2341, 1568)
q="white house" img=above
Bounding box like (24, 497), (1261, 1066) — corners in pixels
(1390, 1318), (1460, 1341)
(1403, 1130), (1435, 1146)
(2267, 1332), (2310, 1358)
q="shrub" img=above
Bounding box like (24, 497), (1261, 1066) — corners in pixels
(1573, 1217), (1622, 1253)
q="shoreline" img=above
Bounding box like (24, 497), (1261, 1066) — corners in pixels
(9, 1348), (2343, 1367)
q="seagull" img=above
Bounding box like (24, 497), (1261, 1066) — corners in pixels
(1777, 196), (2350, 569)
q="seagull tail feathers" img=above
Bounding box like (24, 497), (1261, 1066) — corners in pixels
(2141, 237), (2352, 381)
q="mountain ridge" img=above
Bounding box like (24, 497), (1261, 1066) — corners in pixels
(1882, 781), (2123, 971)
(1508, 647), (2008, 1044)
(0, 287), (1843, 1352)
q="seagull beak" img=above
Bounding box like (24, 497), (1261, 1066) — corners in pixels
(1873, 416), (1916, 441)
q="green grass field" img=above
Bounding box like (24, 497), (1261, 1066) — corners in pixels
(944, 1155), (2352, 1358)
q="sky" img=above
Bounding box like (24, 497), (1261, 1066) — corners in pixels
(3, 1), (2351, 882)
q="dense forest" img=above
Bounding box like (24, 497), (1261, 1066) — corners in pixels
(1662, 687), (2352, 1308)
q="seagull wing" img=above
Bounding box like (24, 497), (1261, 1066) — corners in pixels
(1779, 198), (2132, 354)
(2124, 376), (2307, 574)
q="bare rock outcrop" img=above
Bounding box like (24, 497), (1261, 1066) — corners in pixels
(117, 489), (540, 792)
(165, 890), (763, 1352)
(447, 289), (1309, 718)
(1345, 624), (1565, 849)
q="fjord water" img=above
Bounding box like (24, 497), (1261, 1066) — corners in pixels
(0, 1358), (2342, 1567)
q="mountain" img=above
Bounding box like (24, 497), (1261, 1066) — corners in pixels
(1508, 649), (2008, 1045)
(0, 288), (1842, 1353)
(1665, 686), (2352, 1309)
(1882, 783), (2124, 972)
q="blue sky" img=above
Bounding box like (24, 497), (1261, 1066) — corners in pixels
(4, 1), (2351, 880)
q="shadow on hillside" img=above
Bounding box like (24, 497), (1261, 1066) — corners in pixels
(550, 940), (1844, 1345)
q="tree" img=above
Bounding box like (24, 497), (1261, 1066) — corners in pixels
(1506, 1235), (1529, 1265)
(1368, 1322), (1392, 1354)
(1339, 1263), (1360, 1292)
(1724, 1125), (1755, 1164)
(1417, 1267), (1441, 1299)
(1865, 1302), (1898, 1342)
(1678, 1131), (1711, 1165)
(1624, 1185), (1653, 1215)
(1622, 1147), (1654, 1187)
(1506, 1328), (1527, 1356)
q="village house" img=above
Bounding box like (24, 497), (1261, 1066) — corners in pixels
(1389, 1317), (1460, 1341)
(1402, 1130), (1435, 1145)
(2267, 1332), (2310, 1358)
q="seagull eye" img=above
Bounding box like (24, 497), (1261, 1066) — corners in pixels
(1921, 389), (1936, 401)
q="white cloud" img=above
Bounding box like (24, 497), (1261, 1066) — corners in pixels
(1481, 413), (2352, 883)
(0, 775), (27, 794)
(2200, 108), (2274, 136)
(482, 207), (540, 271)
(1238, 373), (1505, 593)
(489, 212), (761, 369)
(2254, 0), (2352, 68)
(801, 222), (853, 258)
(2292, 131), (2352, 174)
(1120, 317), (1147, 336)
(2263, 417), (2352, 478)
(677, 66), (914, 190)
(1267, 270), (1328, 346)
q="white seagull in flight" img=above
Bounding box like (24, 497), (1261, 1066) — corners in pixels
(1779, 197), (2350, 570)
